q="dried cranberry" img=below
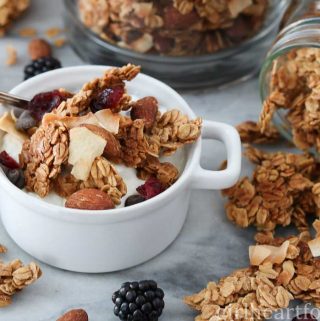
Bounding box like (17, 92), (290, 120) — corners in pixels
(292, 314), (318, 321)
(0, 151), (20, 169)
(28, 90), (67, 121)
(91, 85), (125, 113)
(136, 177), (165, 200)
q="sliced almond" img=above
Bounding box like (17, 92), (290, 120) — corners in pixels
(0, 112), (28, 142)
(42, 112), (99, 128)
(95, 109), (120, 134)
(308, 237), (320, 257)
(68, 127), (106, 181)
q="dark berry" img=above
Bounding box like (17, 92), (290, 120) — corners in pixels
(0, 151), (20, 169)
(112, 281), (165, 321)
(155, 289), (164, 299)
(144, 291), (155, 301)
(114, 306), (120, 316)
(141, 303), (152, 314)
(28, 90), (68, 121)
(126, 291), (136, 302)
(292, 314), (318, 321)
(16, 110), (38, 131)
(125, 195), (145, 207)
(135, 295), (146, 307)
(130, 282), (139, 290)
(115, 297), (123, 307)
(91, 85), (125, 112)
(7, 169), (25, 189)
(136, 178), (165, 200)
(24, 57), (62, 80)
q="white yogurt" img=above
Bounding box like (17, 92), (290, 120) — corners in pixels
(0, 132), (187, 208)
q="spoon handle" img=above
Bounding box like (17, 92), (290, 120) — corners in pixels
(0, 91), (29, 110)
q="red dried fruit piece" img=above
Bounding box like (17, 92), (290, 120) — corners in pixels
(91, 85), (125, 112)
(0, 151), (20, 169)
(28, 90), (68, 121)
(292, 314), (318, 321)
(137, 177), (165, 200)
(163, 5), (199, 30)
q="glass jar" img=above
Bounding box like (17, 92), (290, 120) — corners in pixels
(64, 0), (289, 89)
(259, 0), (320, 152)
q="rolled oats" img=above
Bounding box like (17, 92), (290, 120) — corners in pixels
(185, 233), (320, 321)
(0, 257), (41, 308)
(78, 0), (268, 56)
(222, 146), (319, 232)
(0, 0), (29, 36)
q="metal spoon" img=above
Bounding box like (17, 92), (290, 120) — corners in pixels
(0, 91), (29, 110)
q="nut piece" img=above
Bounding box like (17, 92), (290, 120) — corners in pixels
(80, 124), (121, 160)
(28, 38), (52, 60)
(65, 188), (115, 210)
(57, 309), (89, 321)
(130, 97), (158, 129)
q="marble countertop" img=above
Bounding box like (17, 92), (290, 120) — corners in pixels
(0, 1), (289, 321)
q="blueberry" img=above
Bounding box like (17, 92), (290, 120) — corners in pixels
(130, 282), (139, 290)
(114, 306), (120, 316)
(125, 195), (145, 207)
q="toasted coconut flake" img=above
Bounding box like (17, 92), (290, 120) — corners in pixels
(0, 112), (28, 142)
(249, 245), (271, 266)
(228, 0), (252, 17)
(95, 109), (120, 134)
(313, 219), (320, 237)
(68, 127), (106, 181)
(308, 237), (320, 257)
(249, 241), (289, 266)
(42, 112), (99, 128)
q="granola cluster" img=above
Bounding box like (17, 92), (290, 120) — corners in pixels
(17, 64), (202, 209)
(184, 232), (320, 321)
(222, 146), (320, 232)
(0, 246), (42, 308)
(78, 0), (268, 56)
(259, 48), (320, 153)
(0, 0), (29, 36)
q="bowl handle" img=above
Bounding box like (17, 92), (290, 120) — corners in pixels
(191, 120), (241, 190)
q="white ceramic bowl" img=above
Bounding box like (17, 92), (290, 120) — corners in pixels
(0, 66), (241, 273)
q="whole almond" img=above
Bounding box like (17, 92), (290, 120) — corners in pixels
(28, 38), (52, 60)
(65, 189), (115, 210)
(80, 124), (122, 160)
(130, 96), (158, 129)
(57, 309), (88, 321)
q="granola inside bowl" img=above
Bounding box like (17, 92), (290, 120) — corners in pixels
(0, 65), (241, 272)
(0, 64), (202, 210)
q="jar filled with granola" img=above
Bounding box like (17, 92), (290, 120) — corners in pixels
(64, 0), (288, 88)
(259, 0), (320, 153)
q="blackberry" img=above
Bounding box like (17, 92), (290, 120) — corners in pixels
(112, 280), (165, 321)
(24, 57), (62, 80)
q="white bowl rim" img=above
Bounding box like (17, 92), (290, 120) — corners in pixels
(0, 65), (201, 223)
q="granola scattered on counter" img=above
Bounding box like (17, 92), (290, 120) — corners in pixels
(78, 0), (268, 56)
(184, 229), (320, 321)
(0, 64), (201, 209)
(259, 48), (320, 153)
(222, 146), (320, 232)
(236, 121), (280, 144)
(0, 245), (42, 308)
(0, 0), (29, 36)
